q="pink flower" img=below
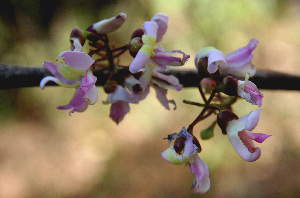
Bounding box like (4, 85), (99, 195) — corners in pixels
(218, 76), (263, 107)
(129, 13), (189, 73)
(195, 39), (258, 77)
(161, 127), (210, 194)
(224, 109), (271, 162)
(40, 51), (98, 114)
(238, 79), (263, 107)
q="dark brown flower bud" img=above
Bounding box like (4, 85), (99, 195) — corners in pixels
(217, 110), (239, 134)
(131, 28), (144, 39)
(217, 76), (238, 96)
(104, 80), (118, 93)
(174, 137), (186, 154)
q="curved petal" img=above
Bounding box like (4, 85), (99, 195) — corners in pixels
(152, 71), (182, 91)
(40, 76), (60, 89)
(161, 147), (184, 165)
(129, 48), (151, 73)
(225, 39), (258, 72)
(194, 47), (227, 73)
(144, 21), (158, 40)
(110, 101), (130, 124)
(83, 85), (98, 105)
(242, 131), (271, 143)
(153, 86), (170, 110)
(225, 62), (256, 77)
(105, 85), (132, 103)
(43, 62), (78, 85)
(58, 51), (95, 71)
(152, 49), (189, 70)
(244, 109), (261, 131)
(151, 13), (169, 42)
(228, 130), (261, 162)
(189, 155), (210, 194)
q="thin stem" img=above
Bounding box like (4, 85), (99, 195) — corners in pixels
(187, 90), (216, 134)
(102, 34), (115, 71)
(198, 82), (208, 104)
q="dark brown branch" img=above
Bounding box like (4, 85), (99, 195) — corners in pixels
(1, 64), (300, 90)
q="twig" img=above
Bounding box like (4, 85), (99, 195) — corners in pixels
(1, 65), (300, 90)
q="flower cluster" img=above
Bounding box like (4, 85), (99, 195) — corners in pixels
(40, 13), (189, 123)
(40, 12), (271, 195)
(161, 40), (270, 194)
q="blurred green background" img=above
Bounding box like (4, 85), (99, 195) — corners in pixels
(0, 0), (300, 197)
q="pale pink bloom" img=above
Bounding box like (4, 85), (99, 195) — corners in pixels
(40, 51), (97, 114)
(238, 79), (263, 107)
(161, 127), (210, 194)
(226, 109), (271, 162)
(129, 13), (189, 73)
(195, 39), (258, 77)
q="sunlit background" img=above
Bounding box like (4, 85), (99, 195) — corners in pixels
(0, 0), (300, 197)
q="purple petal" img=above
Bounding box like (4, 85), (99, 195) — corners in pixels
(244, 81), (262, 107)
(129, 50), (150, 73)
(153, 86), (170, 110)
(152, 71), (182, 91)
(225, 62), (256, 77)
(58, 51), (95, 71)
(242, 131), (271, 143)
(152, 49), (189, 70)
(225, 39), (258, 72)
(151, 13), (169, 42)
(228, 130), (261, 162)
(110, 101), (130, 124)
(207, 49), (226, 74)
(144, 21), (158, 39)
(105, 85), (132, 103)
(244, 109), (262, 131)
(57, 88), (86, 114)
(188, 155), (210, 194)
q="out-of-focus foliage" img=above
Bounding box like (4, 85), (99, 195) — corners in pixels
(0, 0), (299, 197)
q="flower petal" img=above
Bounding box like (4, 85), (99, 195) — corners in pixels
(57, 51), (95, 71)
(195, 47), (226, 73)
(151, 13), (169, 42)
(129, 49), (151, 73)
(153, 86), (170, 110)
(228, 129), (261, 162)
(161, 147), (183, 165)
(105, 85), (133, 103)
(242, 131), (271, 143)
(109, 101), (130, 124)
(43, 62), (78, 85)
(189, 155), (210, 194)
(225, 39), (258, 74)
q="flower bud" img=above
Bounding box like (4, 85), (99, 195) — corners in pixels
(104, 80), (118, 93)
(131, 28), (144, 39)
(129, 37), (143, 57)
(86, 12), (127, 34)
(70, 28), (86, 51)
(217, 110), (239, 134)
(216, 76), (238, 96)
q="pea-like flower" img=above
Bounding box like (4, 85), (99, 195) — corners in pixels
(238, 76), (262, 107)
(161, 127), (210, 194)
(217, 109), (271, 162)
(129, 13), (189, 73)
(195, 39), (258, 77)
(218, 75), (263, 107)
(40, 51), (97, 114)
